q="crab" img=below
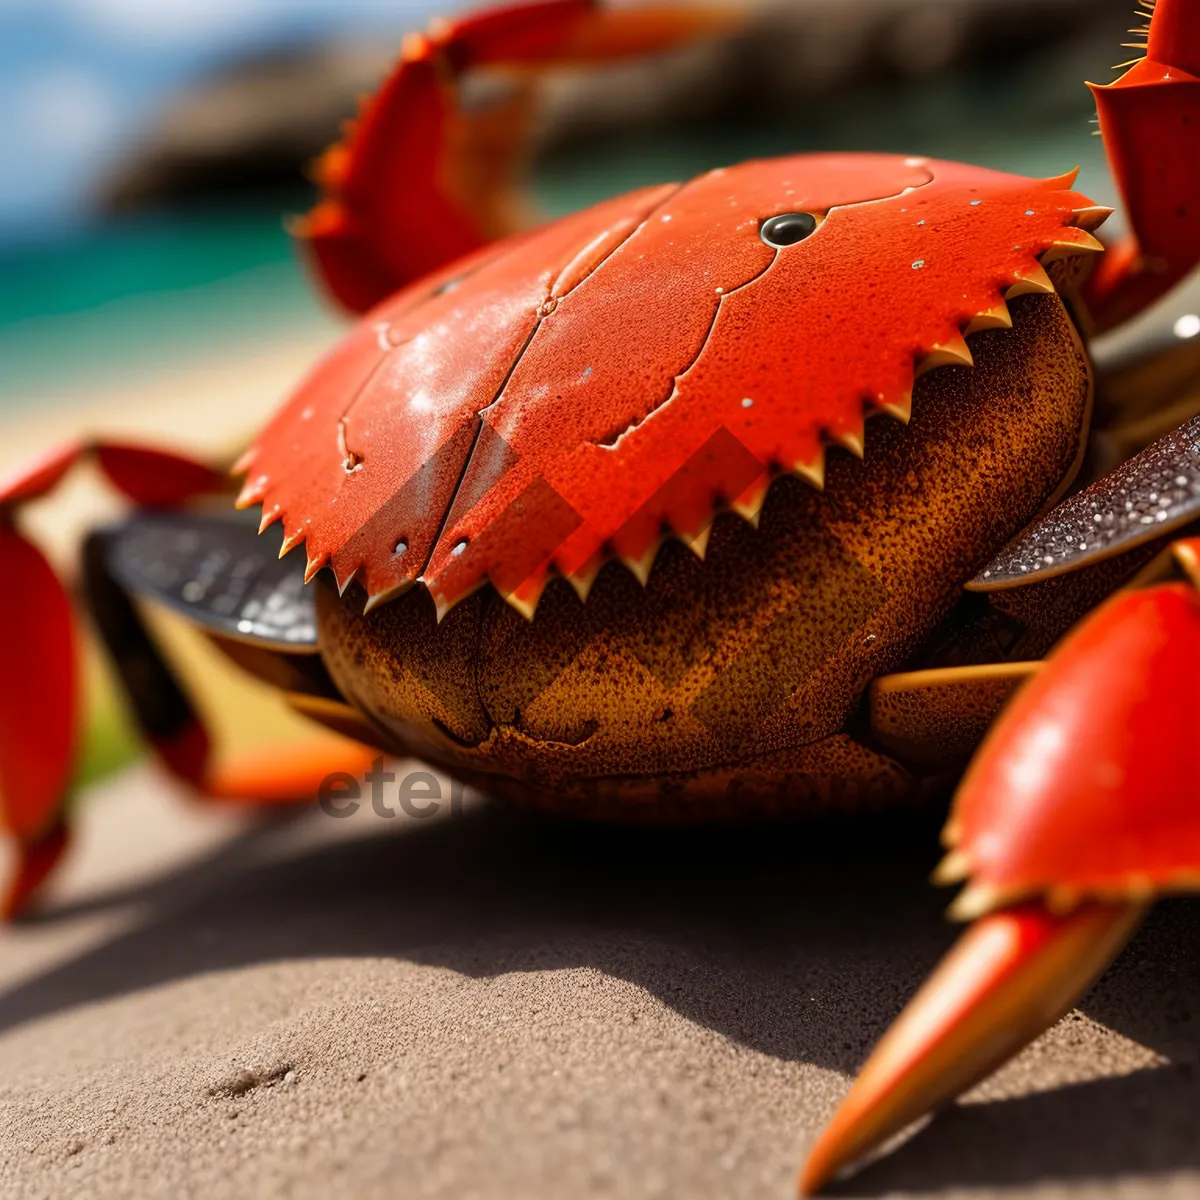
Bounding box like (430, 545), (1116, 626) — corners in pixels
(3, 0), (1200, 1189)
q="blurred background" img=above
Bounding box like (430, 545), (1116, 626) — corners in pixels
(0, 0), (1143, 785)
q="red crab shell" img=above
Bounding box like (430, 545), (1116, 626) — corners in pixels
(235, 152), (1103, 619)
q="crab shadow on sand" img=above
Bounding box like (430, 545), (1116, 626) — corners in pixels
(1, 786), (1198, 1193)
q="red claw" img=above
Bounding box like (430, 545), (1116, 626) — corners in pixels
(0, 442), (229, 916)
(803, 579), (1200, 1191)
(1088, 0), (1200, 329)
(943, 583), (1200, 917)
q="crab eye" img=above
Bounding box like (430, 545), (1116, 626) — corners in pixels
(760, 212), (817, 248)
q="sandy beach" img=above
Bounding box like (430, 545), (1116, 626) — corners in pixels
(1, 320), (1199, 1200)
(1, 760), (1199, 1199)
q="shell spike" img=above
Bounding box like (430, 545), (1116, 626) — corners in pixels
(791, 451), (826, 491)
(278, 528), (306, 559)
(830, 423), (866, 459)
(258, 506), (282, 535)
(1069, 205), (1114, 231)
(564, 555), (604, 603)
(622, 538), (663, 588)
(964, 301), (1013, 337)
(303, 552), (329, 585)
(873, 388), (913, 425)
(1005, 264), (1056, 298)
(917, 331), (974, 375)
(1042, 230), (1106, 262)
(1040, 166), (1080, 190)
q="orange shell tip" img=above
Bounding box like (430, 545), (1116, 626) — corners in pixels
(278, 530), (305, 559)
(1043, 230), (1106, 261)
(1006, 264), (1056, 298)
(687, 522), (715, 557)
(258, 506), (282, 534)
(564, 556), (603, 603)
(964, 301), (1012, 336)
(918, 332), (974, 374)
(498, 568), (551, 621)
(1070, 205), (1114, 231)
(231, 448), (257, 475)
(334, 566), (358, 597)
(623, 539), (662, 588)
(1041, 166), (1080, 190)
(831, 425), (866, 459)
(303, 554), (326, 584)
(234, 480), (264, 510)
(875, 389), (913, 424)
(792, 452), (825, 491)
(729, 474), (771, 527)
(363, 582), (406, 615)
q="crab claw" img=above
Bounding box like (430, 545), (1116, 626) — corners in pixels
(799, 899), (1144, 1193)
(0, 441), (227, 916)
(298, 0), (741, 312)
(801, 580), (1200, 1193)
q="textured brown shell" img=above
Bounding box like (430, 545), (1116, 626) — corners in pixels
(317, 292), (1091, 819)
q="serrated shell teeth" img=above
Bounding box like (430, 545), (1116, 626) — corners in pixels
(333, 563), (358, 596)
(1069, 205), (1114, 231)
(874, 389), (912, 424)
(258, 505), (282, 534)
(833, 425), (865, 459)
(729, 473), (771, 527)
(363, 581), (408, 615)
(792, 451), (825, 491)
(687, 522), (714, 557)
(622, 538), (662, 587)
(278, 529), (305, 559)
(500, 569), (551, 622)
(1006, 264), (1056, 298)
(1042, 230), (1106, 262)
(231, 448), (257, 475)
(303, 553), (328, 584)
(1039, 166), (1080, 190)
(917, 332), (974, 375)
(964, 301), (1013, 336)
(564, 555), (604, 603)
(235, 477), (267, 510)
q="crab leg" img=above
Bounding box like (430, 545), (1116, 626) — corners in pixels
(1087, 0), (1200, 330)
(80, 526), (376, 806)
(296, 0), (738, 313)
(0, 443), (376, 916)
(801, 574), (1200, 1193)
(0, 441), (227, 916)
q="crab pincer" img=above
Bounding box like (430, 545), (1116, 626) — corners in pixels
(801, 576), (1200, 1192)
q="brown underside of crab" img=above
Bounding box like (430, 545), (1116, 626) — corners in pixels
(314, 272), (1094, 818)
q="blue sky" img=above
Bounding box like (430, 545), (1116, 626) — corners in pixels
(0, 0), (446, 243)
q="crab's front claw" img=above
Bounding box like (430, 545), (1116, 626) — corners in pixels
(801, 580), (1200, 1193)
(297, 0), (741, 313)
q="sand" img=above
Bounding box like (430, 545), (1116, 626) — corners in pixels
(0, 761), (1198, 1200)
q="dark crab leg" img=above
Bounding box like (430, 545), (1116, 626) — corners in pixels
(801, 569), (1200, 1193)
(1087, 0), (1200, 331)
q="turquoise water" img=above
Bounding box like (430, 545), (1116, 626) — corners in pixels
(0, 63), (1112, 409)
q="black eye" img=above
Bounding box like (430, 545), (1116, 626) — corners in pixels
(760, 212), (817, 248)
